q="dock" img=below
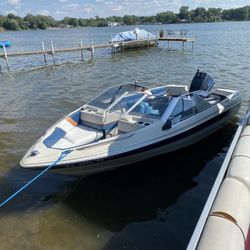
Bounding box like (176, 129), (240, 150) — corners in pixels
(159, 37), (195, 42)
(159, 37), (195, 50)
(187, 102), (250, 250)
(0, 33), (195, 72)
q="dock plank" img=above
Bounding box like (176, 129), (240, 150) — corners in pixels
(159, 37), (195, 42)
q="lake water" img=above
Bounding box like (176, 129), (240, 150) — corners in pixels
(0, 22), (250, 249)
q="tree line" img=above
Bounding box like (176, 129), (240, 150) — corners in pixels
(1, 5), (250, 31)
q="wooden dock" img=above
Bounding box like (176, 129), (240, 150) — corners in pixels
(0, 36), (195, 72)
(159, 37), (195, 42)
(159, 36), (195, 50)
(0, 39), (158, 57)
(0, 44), (107, 58)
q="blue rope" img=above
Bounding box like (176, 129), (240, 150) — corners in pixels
(0, 150), (72, 208)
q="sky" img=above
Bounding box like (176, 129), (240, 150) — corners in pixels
(1, 0), (250, 20)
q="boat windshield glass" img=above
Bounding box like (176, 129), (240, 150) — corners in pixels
(129, 96), (173, 118)
(168, 94), (197, 125)
(111, 93), (173, 118)
(87, 84), (140, 110)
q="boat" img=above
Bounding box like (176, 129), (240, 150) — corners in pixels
(111, 28), (157, 52)
(0, 40), (11, 48)
(20, 70), (242, 176)
(187, 101), (250, 250)
(112, 28), (155, 42)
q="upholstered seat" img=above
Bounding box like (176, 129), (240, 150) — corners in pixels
(44, 125), (103, 149)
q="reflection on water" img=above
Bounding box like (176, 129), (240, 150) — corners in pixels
(0, 22), (249, 249)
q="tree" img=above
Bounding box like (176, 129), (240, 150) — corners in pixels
(24, 14), (37, 29)
(37, 22), (47, 30)
(68, 18), (79, 27)
(3, 19), (19, 30)
(221, 9), (231, 20)
(123, 15), (137, 25)
(140, 15), (156, 24)
(61, 17), (70, 25)
(1, 5), (250, 31)
(243, 6), (250, 20)
(179, 6), (191, 21)
(156, 11), (178, 23)
(45, 15), (57, 27)
(78, 18), (88, 26)
(207, 8), (222, 22)
(222, 7), (248, 21)
(93, 16), (108, 26)
(16, 17), (28, 30)
(7, 13), (16, 19)
(232, 7), (248, 20)
(0, 15), (6, 27)
(193, 7), (208, 22)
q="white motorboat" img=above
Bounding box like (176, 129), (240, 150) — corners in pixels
(20, 71), (242, 175)
(110, 28), (157, 52)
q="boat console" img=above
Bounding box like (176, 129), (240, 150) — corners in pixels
(118, 113), (157, 133)
(80, 106), (121, 130)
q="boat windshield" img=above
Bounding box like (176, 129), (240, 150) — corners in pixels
(129, 96), (173, 118)
(111, 92), (173, 118)
(168, 91), (221, 125)
(87, 84), (141, 110)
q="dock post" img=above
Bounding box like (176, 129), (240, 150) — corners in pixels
(111, 39), (117, 54)
(90, 40), (94, 59)
(111, 36), (114, 54)
(80, 40), (84, 61)
(192, 32), (195, 50)
(111, 43), (114, 54)
(2, 44), (10, 72)
(42, 41), (47, 66)
(182, 41), (184, 51)
(122, 40), (124, 53)
(50, 41), (56, 65)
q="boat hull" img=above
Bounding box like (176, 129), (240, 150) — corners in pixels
(48, 102), (241, 176)
(113, 40), (157, 53)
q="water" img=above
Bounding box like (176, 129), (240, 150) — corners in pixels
(0, 22), (250, 249)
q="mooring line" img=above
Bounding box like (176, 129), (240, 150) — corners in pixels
(0, 150), (72, 208)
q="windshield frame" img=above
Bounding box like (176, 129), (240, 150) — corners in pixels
(85, 83), (145, 111)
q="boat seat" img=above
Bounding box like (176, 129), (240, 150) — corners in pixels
(207, 99), (218, 105)
(80, 109), (120, 130)
(43, 114), (80, 148)
(125, 101), (148, 113)
(126, 101), (159, 116)
(44, 125), (103, 149)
